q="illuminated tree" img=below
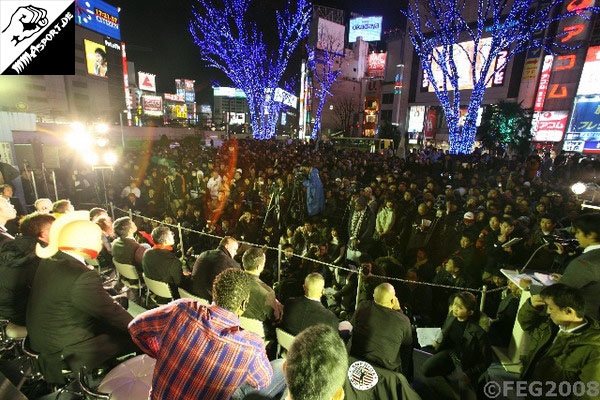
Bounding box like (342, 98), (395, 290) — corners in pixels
(190, 0), (312, 139)
(478, 100), (532, 155)
(404, 0), (598, 154)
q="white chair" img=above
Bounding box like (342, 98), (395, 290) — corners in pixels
(177, 287), (210, 305)
(113, 261), (143, 297)
(143, 274), (173, 306)
(275, 328), (295, 358)
(239, 316), (265, 338)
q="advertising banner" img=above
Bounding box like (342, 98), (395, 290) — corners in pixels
(184, 79), (195, 103)
(577, 46), (600, 95)
(522, 57), (540, 81)
(583, 141), (600, 153)
(349, 16), (382, 42)
(213, 87), (246, 98)
(367, 52), (387, 79)
(492, 50), (508, 87)
(75, 0), (120, 40)
(164, 93), (185, 102)
(175, 105), (187, 118)
(138, 72), (156, 92)
(142, 95), (162, 116)
(424, 108), (437, 139)
(531, 110), (568, 142)
(568, 98), (600, 134)
(408, 106), (426, 133)
(84, 39), (107, 78)
(534, 55), (554, 112)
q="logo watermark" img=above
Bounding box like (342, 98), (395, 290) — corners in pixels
(483, 381), (600, 398)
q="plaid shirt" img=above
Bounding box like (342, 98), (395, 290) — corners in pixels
(128, 299), (272, 399)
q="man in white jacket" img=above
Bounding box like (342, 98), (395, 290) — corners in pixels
(374, 198), (396, 240)
(206, 170), (222, 199)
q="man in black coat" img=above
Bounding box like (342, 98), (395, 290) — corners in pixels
(0, 213), (55, 326)
(281, 272), (338, 336)
(348, 283), (413, 376)
(26, 212), (135, 383)
(142, 226), (188, 300)
(191, 236), (240, 300)
(111, 217), (149, 272)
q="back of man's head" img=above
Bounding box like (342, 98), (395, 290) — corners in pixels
(52, 199), (71, 214)
(19, 212), (55, 239)
(373, 283), (395, 307)
(213, 268), (252, 314)
(285, 325), (348, 400)
(151, 226), (171, 245)
(572, 214), (600, 241)
(113, 217), (132, 239)
(89, 207), (107, 222)
(304, 273), (325, 298)
(242, 247), (265, 272)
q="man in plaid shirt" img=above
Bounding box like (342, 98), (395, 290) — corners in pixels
(129, 268), (274, 399)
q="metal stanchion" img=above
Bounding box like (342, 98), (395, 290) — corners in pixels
(109, 202), (115, 221)
(128, 208), (133, 220)
(30, 171), (39, 201)
(355, 272), (363, 311)
(277, 244), (282, 284)
(177, 222), (185, 262)
(480, 285), (488, 312)
(51, 170), (59, 201)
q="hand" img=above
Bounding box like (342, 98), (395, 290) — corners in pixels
(554, 242), (565, 254)
(503, 246), (512, 253)
(498, 234), (507, 243)
(2, 5), (48, 45)
(550, 273), (562, 281)
(530, 294), (545, 308)
(519, 278), (532, 290)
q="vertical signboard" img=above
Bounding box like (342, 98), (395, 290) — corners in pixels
(367, 53), (387, 79)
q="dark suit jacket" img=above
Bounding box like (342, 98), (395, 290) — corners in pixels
(191, 246), (240, 300)
(0, 228), (14, 247)
(26, 252), (133, 383)
(111, 237), (147, 271)
(281, 296), (339, 336)
(142, 248), (184, 288)
(559, 248), (600, 320)
(348, 301), (413, 374)
(242, 274), (279, 322)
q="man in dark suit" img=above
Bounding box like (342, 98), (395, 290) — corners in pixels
(27, 212), (135, 383)
(191, 236), (240, 300)
(0, 196), (16, 246)
(241, 247), (282, 324)
(142, 226), (187, 300)
(281, 272), (338, 335)
(348, 283), (413, 375)
(554, 214), (600, 320)
(112, 217), (149, 271)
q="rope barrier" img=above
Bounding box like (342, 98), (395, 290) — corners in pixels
(112, 205), (506, 294)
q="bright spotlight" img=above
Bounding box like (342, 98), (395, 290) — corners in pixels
(67, 131), (93, 149)
(571, 182), (587, 195)
(71, 121), (85, 133)
(95, 123), (109, 134)
(96, 137), (108, 147)
(103, 151), (118, 166)
(86, 151), (99, 165)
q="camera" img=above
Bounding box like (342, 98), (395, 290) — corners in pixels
(542, 235), (579, 253)
(433, 195), (446, 211)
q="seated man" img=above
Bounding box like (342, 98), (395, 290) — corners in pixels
(129, 268), (278, 399)
(241, 247), (283, 325)
(0, 212), (55, 326)
(284, 325), (348, 400)
(112, 216), (148, 271)
(51, 199), (74, 218)
(281, 272), (339, 335)
(519, 284), (600, 385)
(89, 207), (109, 223)
(348, 283), (413, 376)
(191, 236), (240, 301)
(142, 226), (187, 300)
(34, 198), (53, 214)
(27, 211), (135, 383)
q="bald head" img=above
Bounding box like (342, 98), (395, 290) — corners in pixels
(304, 272), (325, 299)
(374, 283), (396, 308)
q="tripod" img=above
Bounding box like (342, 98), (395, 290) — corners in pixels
(284, 178), (306, 227)
(260, 185), (281, 237)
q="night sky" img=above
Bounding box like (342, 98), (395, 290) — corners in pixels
(110, 0), (405, 104)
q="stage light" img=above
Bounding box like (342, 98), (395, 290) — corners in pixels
(86, 151), (99, 165)
(95, 123), (109, 134)
(71, 122), (86, 133)
(571, 182), (587, 195)
(103, 151), (118, 166)
(67, 131), (93, 149)
(96, 137), (109, 147)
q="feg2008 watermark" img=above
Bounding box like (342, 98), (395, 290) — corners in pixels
(484, 380), (600, 398)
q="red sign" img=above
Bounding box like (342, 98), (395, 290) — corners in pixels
(492, 50), (508, 86)
(164, 93), (185, 102)
(534, 55), (554, 112)
(424, 108), (437, 139)
(367, 53), (387, 79)
(532, 111), (569, 142)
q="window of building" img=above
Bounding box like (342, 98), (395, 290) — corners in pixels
(382, 93), (394, 104)
(380, 109), (392, 122)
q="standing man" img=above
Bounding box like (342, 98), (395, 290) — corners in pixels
(191, 236), (240, 301)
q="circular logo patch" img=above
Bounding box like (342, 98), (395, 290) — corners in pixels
(348, 360), (378, 390)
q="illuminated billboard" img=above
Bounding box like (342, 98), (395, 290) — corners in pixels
(531, 110), (568, 142)
(349, 16), (382, 43)
(165, 93), (185, 102)
(84, 39), (108, 78)
(568, 97), (600, 135)
(213, 87), (246, 98)
(139, 72), (156, 92)
(176, 79), (196, 103)
(367, 53), (387, 79)
(426, 38), (501, 92)
(142, 95), (163, 116)
(75, 0), (120, 40)
(577, 46), (600, 96)
(408, 106), (425, 133)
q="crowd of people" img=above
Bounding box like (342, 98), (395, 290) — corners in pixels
(0, 137), (599, 399)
